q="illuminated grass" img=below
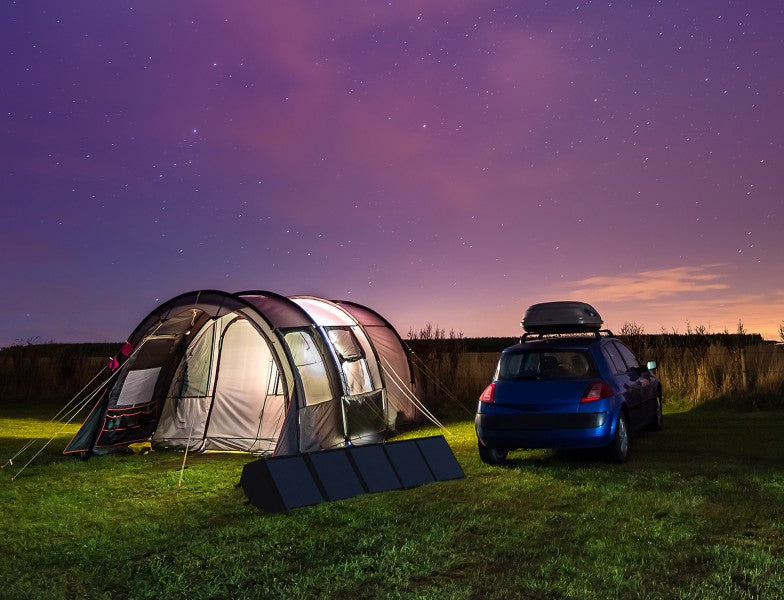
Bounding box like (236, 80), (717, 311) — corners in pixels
(2, 404), (784, 599)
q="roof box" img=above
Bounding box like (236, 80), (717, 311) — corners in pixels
(522, 301), (603, 334)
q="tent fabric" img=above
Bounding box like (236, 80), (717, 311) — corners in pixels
(238, 291), (314, 329)
(363, 325), (419, 424)
(65, 290), (419, 458)
(290, 297), (355, 327)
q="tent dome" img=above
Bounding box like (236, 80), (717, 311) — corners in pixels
(65, 290), (419, 458)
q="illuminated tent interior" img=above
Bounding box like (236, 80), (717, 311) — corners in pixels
(65, 290), (421, 458)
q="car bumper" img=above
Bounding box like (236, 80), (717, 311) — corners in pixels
(475, 411), (612, 450)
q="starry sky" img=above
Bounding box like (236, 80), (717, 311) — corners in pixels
(2, 1), (783, 346)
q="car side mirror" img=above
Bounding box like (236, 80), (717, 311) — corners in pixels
(647, 360), (657, 371)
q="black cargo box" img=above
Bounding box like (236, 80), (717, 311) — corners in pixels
(522, 301), (603, 333)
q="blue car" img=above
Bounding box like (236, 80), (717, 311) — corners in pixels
(475, 333), (662, 464)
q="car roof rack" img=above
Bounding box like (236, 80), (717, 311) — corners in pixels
(520, 329), (615, 342)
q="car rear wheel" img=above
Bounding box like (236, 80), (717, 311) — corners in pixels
(607, 412), (629, 463)
(648, 393), (663, 431)
(478, 441), (508, 465)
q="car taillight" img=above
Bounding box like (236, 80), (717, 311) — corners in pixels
(479, 383), (496, 404)
(581, 381), (614, 403)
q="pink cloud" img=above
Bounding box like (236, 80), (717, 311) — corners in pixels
(569, 265), (730, 302)
(559, 266), (784, 339)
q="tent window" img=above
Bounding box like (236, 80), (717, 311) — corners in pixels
(327, 328), (364, 361)
(349, 325), (383, 390)
(342, 359), (373, 395)
(116, 367), (162, 406)
(327, 327), (374, 395)
(283, 330), (333, 405)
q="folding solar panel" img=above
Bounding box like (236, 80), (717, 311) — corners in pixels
(347, 444), (402, 493)
(241, 454), (325, 513)
(307, 448), (366, 501)
(241, 435), (465, 512)
(415, 435), (465, 481)
(383, 439), (435, 489)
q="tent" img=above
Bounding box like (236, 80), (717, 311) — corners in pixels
(65, 290), (420, 458)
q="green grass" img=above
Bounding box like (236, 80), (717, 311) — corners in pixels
(2, 403), (784, 599)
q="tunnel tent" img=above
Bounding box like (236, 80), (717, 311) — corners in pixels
(65, 290), (421, 459)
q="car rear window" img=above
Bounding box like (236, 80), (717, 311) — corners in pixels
(497, 350), (597, 381)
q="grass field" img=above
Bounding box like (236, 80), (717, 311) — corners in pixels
(2, 402), (784, 599)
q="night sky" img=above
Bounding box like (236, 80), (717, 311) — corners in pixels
(3, 1), (783, 345)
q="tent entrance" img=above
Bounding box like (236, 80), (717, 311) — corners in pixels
(153, 316), (285, 453)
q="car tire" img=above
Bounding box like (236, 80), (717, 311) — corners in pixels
(478, 441), (508, 465)
(607, 412), (629, 463)
(647, 393), (663, 432)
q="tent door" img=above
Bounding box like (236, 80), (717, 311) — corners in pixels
(203, 318), (284, 452)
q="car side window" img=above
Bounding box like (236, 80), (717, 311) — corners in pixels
(602, 343), (626, 375)
(613, 342), (640, 370)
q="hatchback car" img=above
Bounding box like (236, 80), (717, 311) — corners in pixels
(475, 333), (662, 464)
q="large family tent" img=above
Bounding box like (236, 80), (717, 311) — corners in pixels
(65, 290), (421, 458)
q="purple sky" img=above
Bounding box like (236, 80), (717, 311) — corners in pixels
(2, 1), (783, 345)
